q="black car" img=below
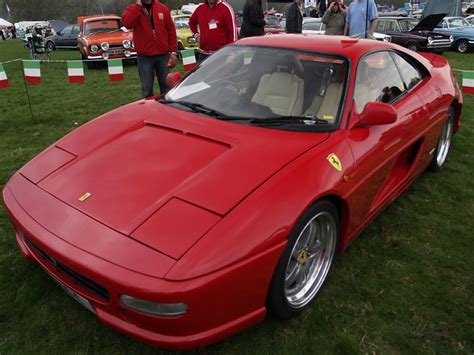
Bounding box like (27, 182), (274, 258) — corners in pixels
(44, 24), (79, 51)
(376, 14), (453, 53)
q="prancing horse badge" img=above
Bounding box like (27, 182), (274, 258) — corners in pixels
(327, 154), (342, 172)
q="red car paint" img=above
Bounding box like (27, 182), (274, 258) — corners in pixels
(2, 35), (462, 349)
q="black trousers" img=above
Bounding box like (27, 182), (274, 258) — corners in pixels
(137, 54), (170, 98)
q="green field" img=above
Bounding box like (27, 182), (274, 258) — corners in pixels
(0, 39), (473, 354)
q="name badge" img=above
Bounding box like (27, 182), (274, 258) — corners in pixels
(158, 13), (164, 20)
(209, 20), (217, 30)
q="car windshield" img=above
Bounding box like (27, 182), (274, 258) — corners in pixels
(165, 46), (348, 130)
(447, 18), (470, 28)
(84, 19), (121, 34)
(265, 16), (281, 27)
(399, 19), (419, 31)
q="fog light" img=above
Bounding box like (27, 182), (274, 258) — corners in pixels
(102, 51), (109, 59)
(101, 42), (109, 51)
(124, 50), (131, 57)
(428, 36), (433, 45)
(120, 295), (187, 316)
(449, 35), (454, 43)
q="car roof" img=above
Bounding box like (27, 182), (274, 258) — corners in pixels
(377, 17), (417, 20)
(236, 35), (394, 61)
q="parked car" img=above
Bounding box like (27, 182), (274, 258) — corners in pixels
(44, 24), (79, 51)
(172, 15), (199, 52)
(77, 15), (136, 66)
(433, 16), (474, 53)
(236, 12), (285, 36)
(302, 17), (391, 42)
(376, 14), (452, 53)
(3, 34), (462, 350)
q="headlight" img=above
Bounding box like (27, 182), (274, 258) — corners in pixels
(102, 51), (109, 59)
(187, 36), (196, 44)
(122, 40), (131, 49)
(450, 35), (454, 43)
(90, 44), (99, 53)
(383, 35), (391, 43)
(428, 36), (434, 45)
(100, 42), (109, 51)
(120, 295), (187, 316)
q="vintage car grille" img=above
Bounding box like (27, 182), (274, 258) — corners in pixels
(25, 237), (110, 301)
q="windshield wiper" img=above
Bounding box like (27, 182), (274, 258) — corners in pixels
(159, 99), (231, 117)
(250, 115), (329, 126)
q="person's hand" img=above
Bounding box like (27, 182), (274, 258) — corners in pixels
(168, 53), (178, 67)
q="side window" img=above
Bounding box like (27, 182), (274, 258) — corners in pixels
(61, 26), (72, 35)
(354, 51), (405, 112)
(72, 26), (79, 35)
(390, 52), (424, 90)
(385, 20), (396, 31)
(376, 20), (385, 32)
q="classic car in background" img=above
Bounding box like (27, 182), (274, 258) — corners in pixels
(77, 15), (136, 66)
(465, 14), (474, 25)
(44, 24), (79, 51)
(434, 16), (474, 53)
(376, 14), (452, 53)
(172, 15), (199, 52)
(3, 34), (462, 349)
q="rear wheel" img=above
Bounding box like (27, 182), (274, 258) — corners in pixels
(456, 39), (469, 53)
(429, 107), (454, 172)
(267, 200), (338, 319)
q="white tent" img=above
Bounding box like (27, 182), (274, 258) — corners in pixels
(0, 18), (13, 27)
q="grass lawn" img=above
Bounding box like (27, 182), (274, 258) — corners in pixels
(0, 39), (473, 354)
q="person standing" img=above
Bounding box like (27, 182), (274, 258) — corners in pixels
(122, 0), (177, 98)
(318, 0), (327, 17)
(343, 0), (378, 38)
(189, 0), (238, 62)
(240, 0), (265, 38)
(322, 0), (346, 35)
(285, 0), (303, 34)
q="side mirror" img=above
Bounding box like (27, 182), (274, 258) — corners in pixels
(166, 72), (183, 89)
(358, 102), (397, 127)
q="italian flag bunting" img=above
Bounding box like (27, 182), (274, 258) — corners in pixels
(23, 60), (41, 84)
(108, 59), (123, 81)
(0, 63), (9, 88)
(181, 49), (196, 71)
(67, 60), (84, 84)
(462, 70), (474, 95)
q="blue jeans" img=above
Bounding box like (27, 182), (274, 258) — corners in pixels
(137, 54), (170, 98)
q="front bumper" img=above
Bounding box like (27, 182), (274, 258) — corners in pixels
(2, 173), (282, 349)
(86, 51), (137, 60)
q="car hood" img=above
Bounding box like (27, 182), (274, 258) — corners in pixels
(82, 30), (132, 44)
(24, 101), (329, 237)
(411, 13), (447, 32)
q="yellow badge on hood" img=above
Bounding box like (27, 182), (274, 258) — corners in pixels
(78, 192), (92, 202)
(327, 154), (342, 172)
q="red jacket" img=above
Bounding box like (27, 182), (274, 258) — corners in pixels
(189, 0), (238, 53)
(122, 1), (177, 56)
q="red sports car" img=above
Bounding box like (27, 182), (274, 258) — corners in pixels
(2, 35), (462, 349)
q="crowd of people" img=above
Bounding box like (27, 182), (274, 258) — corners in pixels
(121, 0), (378, 98)
(1, 26), (16, 41)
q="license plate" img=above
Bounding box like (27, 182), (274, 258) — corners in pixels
(52, 276), (96, 315)
(109, 49), (124, 55)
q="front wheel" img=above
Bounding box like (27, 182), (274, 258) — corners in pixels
(456, 40), (469, 53)
(267, 200), (339, 319)
(429, 107), (454, 172)
(407, 42), (418, 52)
(46, 41), (55, 52)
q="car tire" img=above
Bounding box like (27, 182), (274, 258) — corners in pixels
(429, 107), (455, 172)
(407, 42), (418, 52)
(267, 199), (339, 319)
(456, 39), (469, 53)
(82, 54), (95, 69)
(46, 41), (55, 52)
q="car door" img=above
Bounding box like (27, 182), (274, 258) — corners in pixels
(56, 26), (72, 47)
(68, 25), (79, 47)
(344, 51), (428, 236)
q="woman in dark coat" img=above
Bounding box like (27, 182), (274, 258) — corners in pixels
(240, 0), (265, 38)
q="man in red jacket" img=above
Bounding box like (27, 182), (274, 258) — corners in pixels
(189, 0), (238, 62)
(123, 0), (177, 98)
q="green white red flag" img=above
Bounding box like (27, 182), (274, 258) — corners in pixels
(23, 60), (41, 84)
(67, 60), (84, 84)
(0, 63), (9, 88)
(181, 49), (196, 71)
(108, 59), (123, 81)
(463, 70), (474, 95)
